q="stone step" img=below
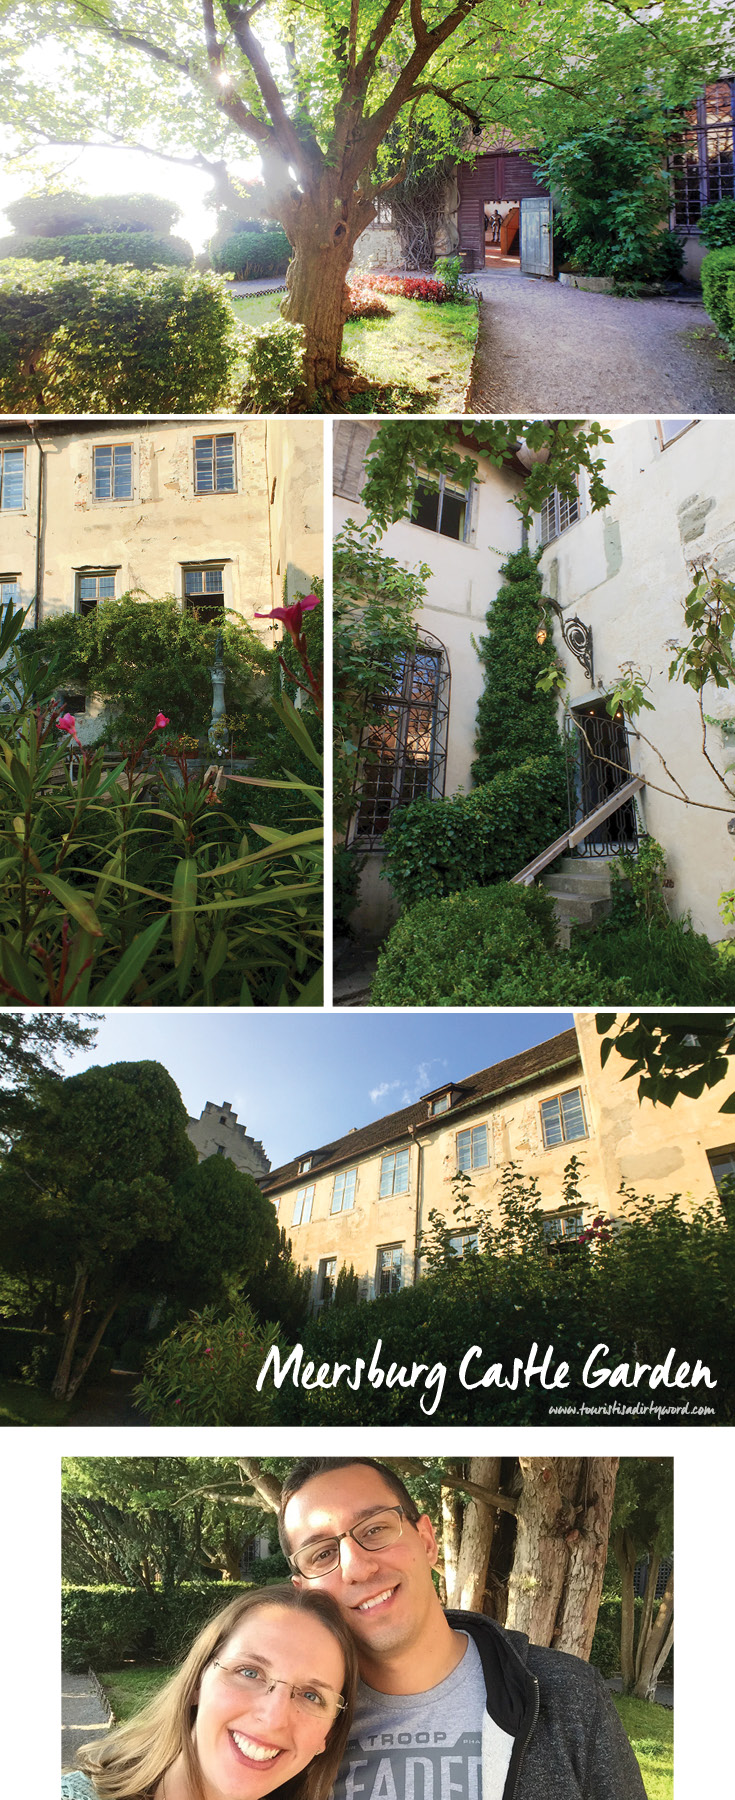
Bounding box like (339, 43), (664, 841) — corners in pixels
(543, 886), (612, 926)
(545, 869), (613, 897)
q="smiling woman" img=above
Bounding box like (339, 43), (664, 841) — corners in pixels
(61, 1586), (357, 1800)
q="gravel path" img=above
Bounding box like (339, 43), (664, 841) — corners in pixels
(467, 269), (735, 413)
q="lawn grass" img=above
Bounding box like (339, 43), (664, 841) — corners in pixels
(231, 291), (479, 411)
(96, 1663), (671, 1800)
(99, 1665), (174, 1721)
(0, 1376), (68, 1425)
(612, 1696), (673, 1800)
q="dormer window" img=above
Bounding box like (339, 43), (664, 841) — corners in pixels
(430, 1093), (451, 1116)
(299, 1157), (312, 1174)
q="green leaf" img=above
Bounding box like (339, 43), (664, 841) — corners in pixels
(40, 872), (103, 937)
(92, 915), (168, 1004)
(171, 857), (197, 968)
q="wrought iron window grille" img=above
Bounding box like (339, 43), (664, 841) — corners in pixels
(350, 631), (451, 848)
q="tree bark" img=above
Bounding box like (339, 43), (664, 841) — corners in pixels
(506, 1458), (582, 1645)
(613, 1526), (637, 1692)
(441, 1466), (463, 1607)
(451, 1457), (502, 1613)
(633, 1567), (673, 1700)
(278, 180), (373, 398)
(554, 1457), (619, 1660)
(634, 1551), (660, 1684)
(51, 1262), (89, 1399)
(65, 1293), (122, 1402)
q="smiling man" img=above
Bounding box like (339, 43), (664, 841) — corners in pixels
(278, 1458), (646, 1800)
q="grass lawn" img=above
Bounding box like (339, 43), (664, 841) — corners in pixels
(612, 1696), (673, 1800)
(99, 1665), (174, 1721)
(0, 1376), (68, 1425)
(231, 291), (479, 411)
(97, 1664), (672, 1800)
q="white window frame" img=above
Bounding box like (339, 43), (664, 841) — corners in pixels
(0, 576), (21, 605)
(540, 1087), (588, 1149)
(456, 1123), (489, 1172)
(0, 446), (26, 512)
(75, 570), (118, 616)
(410, 471), (476, 544)
(379, 1148), (410, 1198)
(291, 1184), (315, 1226)
(656, 419), (698, 450)
(376, 1243), (404, 1296)
(450, 1230), (479, 1257)
(92, 441), (134, 502)
(182, 564), (226, 614)
(543, 1213), (584, 1242)
(331, 1168), (357, 1214)
(538, 478), (583, 546)
(194, 432), (237, 495)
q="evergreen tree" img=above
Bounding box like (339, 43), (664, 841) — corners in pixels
(471, 547), (566, 787)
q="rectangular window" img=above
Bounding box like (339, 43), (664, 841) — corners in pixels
(539, 483), (580, 546)
(353, 640), (448, 845)
(93, 443), (133, 500)
(0, 578), (20, 605)
(671, 81), (735, 231)
(299, 1157), (312, 1174)
(184, 567), (224, 622)
(456, 1124), (488, 1172)
(331, 1168), (357, 1214)
(708, 1149), (735, 1191)
(0, 448), (25, 511)
(77, 572), (116, 616)
(540, 1087), (588, 1148)
(543, 1214), (584, 1242)
(410, 473), (474, 542)
(450, 1231), (479, 1257)
(318, 1257), (337, 1303)
(194, 434), (236, 493)
(657, 419), (697, 449)
(379, 1148), (410, 1197)
(431, 1093), (451, 1115)
(377, 1244), (403, 1296)
(291, 1184), (315, 1226)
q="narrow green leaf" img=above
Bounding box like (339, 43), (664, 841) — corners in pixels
(92, 915), (168, 1004)
(171, 857), (197, 968)
(40, 872), (103, 937)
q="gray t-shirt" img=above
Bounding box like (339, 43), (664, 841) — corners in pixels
(334, 1634), (486, 1800)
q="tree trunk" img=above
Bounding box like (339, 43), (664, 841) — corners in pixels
(278, 180), (373, 399)
(64, 1294), (121, 1402)
(451, 1457), (502, 1613)
(554, 1458), (619, 1660)
(633, 1567), (673, 1701)
(51, 1263), (89, 1399)
(613, 1527), (637, 1692)
(634, 1552), (660, 1684)
(441, 1466), (463, 1607)
(505, 1458), (583, 1645)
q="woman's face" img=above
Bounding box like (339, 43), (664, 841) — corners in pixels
(191, 1605), (346, 1800)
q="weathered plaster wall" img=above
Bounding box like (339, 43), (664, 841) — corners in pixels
(535, 417), (735, 941)
(265, 419), (323, 606)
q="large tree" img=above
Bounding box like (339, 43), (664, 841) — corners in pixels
(610, 1459), (673, 1700)
(61, 1455), (281, 1587)
(0, 0), (723, 395)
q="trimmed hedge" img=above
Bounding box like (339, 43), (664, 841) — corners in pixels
(371, 881), (606, 1007)
(0, 231), (193, 269)
(62, 1575), (289, 1671)
(700, 246), (735, 345)
(0, 260), (237, 411)
(382, 753), (568, 910)
(211, 229), (291, 280)
(5, 191), (181, 237)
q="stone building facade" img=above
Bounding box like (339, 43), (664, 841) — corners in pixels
(262, 1018), (733, 1304)
(186, 1100), (271, 1184)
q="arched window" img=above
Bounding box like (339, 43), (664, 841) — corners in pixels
(350, 632), (450, 847)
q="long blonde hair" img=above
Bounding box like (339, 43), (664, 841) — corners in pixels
(75, 1584), (358, 1800)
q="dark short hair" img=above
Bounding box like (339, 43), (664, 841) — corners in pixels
(279, 1458), (422, 1559)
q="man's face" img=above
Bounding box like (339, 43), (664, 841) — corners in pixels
(283, 1465), (440, 1661)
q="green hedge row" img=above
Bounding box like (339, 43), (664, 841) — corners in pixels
(211, 229), (291, 280)
(701, 246), (735, 347)
(382, 753), (567, 910)
(0, 231), (193, 269)
(63, 1572), (285, 1671)
(0, 260), (237, 411)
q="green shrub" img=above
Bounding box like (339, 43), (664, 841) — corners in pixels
(382, 754), (567, 908)
(371, 882), (605, 1007)
(699, 198), (735, 250)
(700, 247), (735, 345)
(62, 1582), (259, 1672)
(0, 260), (237, 411)
(5, 190), (181, 237)
(0, 1324), (61, 1381)
(472, 547), (566, 786)
(239, 318), (306, 412)
(135, 1303), (281, 1424)
(211, 228), (291, 280)
(570, 910), (735, 1004)
(536, 119), (682, 287)
(333, 847), (365, 933)
(0, 230), (193, 269)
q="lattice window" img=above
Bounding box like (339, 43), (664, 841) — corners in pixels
(0, 448), (24, 511)
(457, 1124), (489, 1172)
(93, 443), (133, 501)
(543, 1214), (584, 1241)
(539, 482), (581, 546)
(377, 1244), (403, 1295)
(77, 572), (116, 616)
(184, 566), (224, 621)
(194, 434), (236, 493)
(331, 1168), (357, 1214)
(540, 1088), (588, 1148)
(352, 634), (450, 846)
(0, 578), (20, 604)
(671, 80), (735, 231)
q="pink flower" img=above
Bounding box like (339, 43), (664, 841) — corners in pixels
(254, 594), (320, 645)
(174, 1399), (181, 1405)
(57, 712), (81, 746)
(154, 713), (170, 730)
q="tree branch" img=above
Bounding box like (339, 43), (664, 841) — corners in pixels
(236, 1457), (284, 1511)
(221, 1), (322, 171)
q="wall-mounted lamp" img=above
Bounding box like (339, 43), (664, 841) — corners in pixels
(538, 597), (594, 683)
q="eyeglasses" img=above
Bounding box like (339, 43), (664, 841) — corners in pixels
(212, 1661), (346, 1720)
(290, 1504), (409, 1579)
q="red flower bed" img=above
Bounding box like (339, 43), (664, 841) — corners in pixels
(345, 278), (393, 319)
(359, 273), (451, 304)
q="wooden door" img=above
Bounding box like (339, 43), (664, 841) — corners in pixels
(520, 197), (554, 277)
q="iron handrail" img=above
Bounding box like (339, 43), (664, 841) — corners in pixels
(511, 774), (645, 887)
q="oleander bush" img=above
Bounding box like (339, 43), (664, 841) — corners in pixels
(0, 260), (238, 411)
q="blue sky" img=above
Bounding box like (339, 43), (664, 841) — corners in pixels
(60, 1010), (574, 1170)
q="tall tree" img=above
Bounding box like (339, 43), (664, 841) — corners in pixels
(0, 0), (721, 395)
(61, 1456), (281, 1587)
(0, 1012), (97, 1135)
(610, 1459), (673, 1700)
